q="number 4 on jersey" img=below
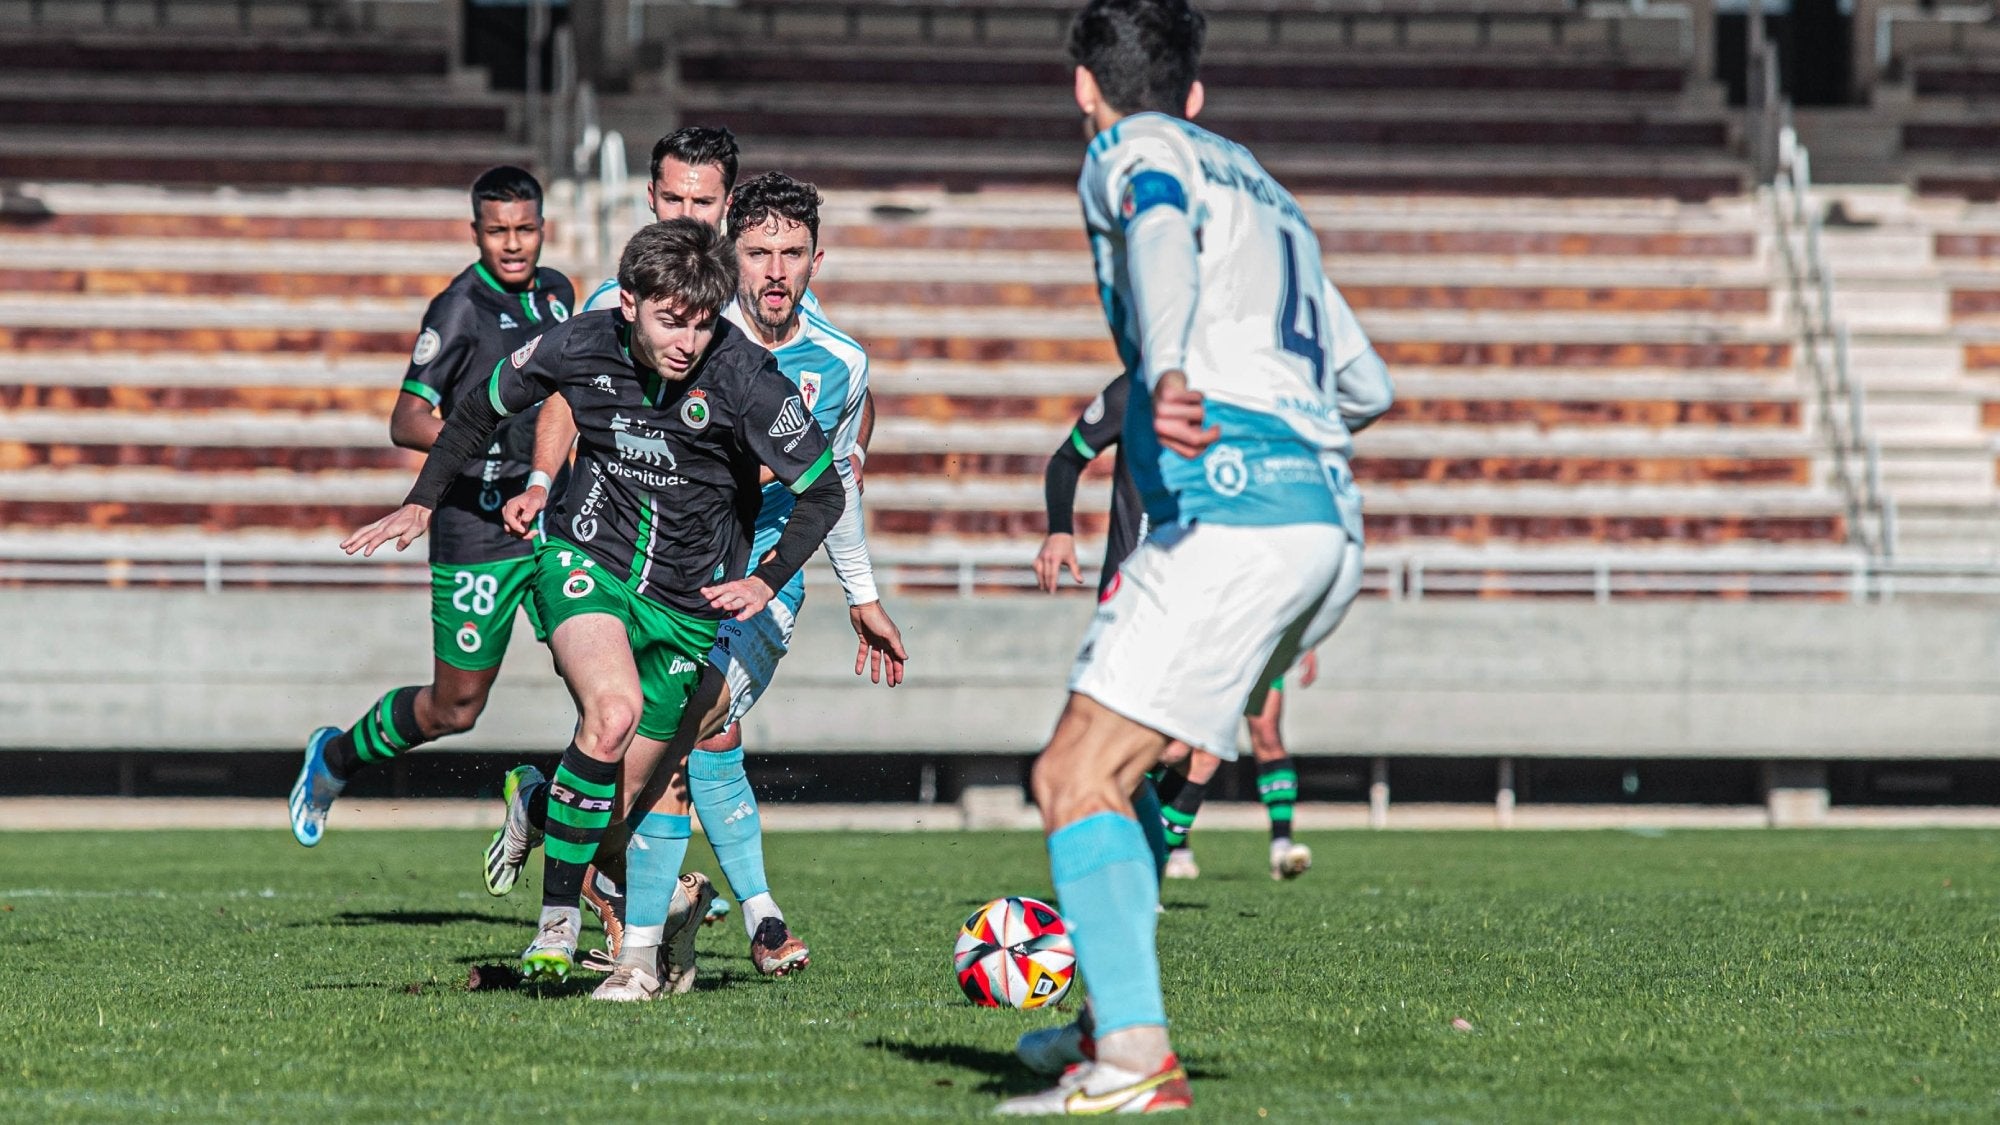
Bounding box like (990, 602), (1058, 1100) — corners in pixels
(1276, 230), (1326, 389)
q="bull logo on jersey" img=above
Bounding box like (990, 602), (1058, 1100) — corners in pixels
(1204, 445), (1249, 498)
(610, 414), (677, 468)
(511, 335), (542, 368)
(591, 375), (615, 394)
(412, 327), (442, 365)
(798, 370), (823, 412)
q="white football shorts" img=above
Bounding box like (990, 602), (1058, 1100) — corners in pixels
(1068, 520), (1358, 759)
(708, 573), (805, 730)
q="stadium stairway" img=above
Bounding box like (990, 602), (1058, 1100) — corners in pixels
(627, 0), (1746, 201)
(0, 21), (526, 188)
(1802, 186), (2000, 560)
(0, 182), (1862, 589)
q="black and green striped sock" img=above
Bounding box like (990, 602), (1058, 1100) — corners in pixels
(540, 746), (619, 909)
(324, 686), (426, 781)
(1258, 756), (1299, 841)
(1160, 778), (1207, 850)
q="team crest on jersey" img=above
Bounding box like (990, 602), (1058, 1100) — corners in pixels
(412, 327), (442, 365)
(798, 371), (823, 411)
(768, 398), (809, 438)
(1204, 444), (1249, 498)
(550, 297), (570, 322)
(681, 392), (711, 430)
(511, 335), (542, 368)
(563, 570), (596, 599)
(455, 622), (482, 654)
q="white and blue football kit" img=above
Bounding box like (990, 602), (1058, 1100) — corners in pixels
(713, 295), (874, 726)
(1067, 112), (1394, 757)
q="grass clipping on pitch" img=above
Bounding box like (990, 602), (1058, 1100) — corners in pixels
(1, 828), (1998, 1120)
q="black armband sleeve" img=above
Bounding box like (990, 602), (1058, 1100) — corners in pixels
(750, 464), (846, 595)
(405, 391), (505, 509)
(1044, 438), (1090, 536)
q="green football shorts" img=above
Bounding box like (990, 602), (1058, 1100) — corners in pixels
(430, 554), (546, 672)
(532, 539), (720, 741)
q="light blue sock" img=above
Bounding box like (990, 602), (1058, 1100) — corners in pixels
(1048, 812), (1166, 1034)
(621, 812), (690, 965)
(688, 748), (769, 901)
(1132, 775), (1170, 885)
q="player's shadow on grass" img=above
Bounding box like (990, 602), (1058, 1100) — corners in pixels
(871, 1038), (1226, 1096)
(312, 909), (520, 929)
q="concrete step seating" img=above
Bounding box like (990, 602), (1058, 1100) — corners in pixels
(662, 22), (1742, 199)
(0, 31), (522, 187)
(0, 184), (1852, 574)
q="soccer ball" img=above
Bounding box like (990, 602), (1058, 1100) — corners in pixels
(954, 896), (1076, 1009)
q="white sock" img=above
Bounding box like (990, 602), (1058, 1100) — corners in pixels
(536, 904), (581, 936)
(740, 891), (782, 939)
(620, 923), (664, 970)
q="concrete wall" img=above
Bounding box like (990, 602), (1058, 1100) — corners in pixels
(2, 588), (1997, 757)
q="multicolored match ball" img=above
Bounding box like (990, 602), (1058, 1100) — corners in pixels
(954, 895), (1077, 1009)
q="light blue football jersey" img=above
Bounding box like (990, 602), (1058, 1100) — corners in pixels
(1080, 112), (1384, 532)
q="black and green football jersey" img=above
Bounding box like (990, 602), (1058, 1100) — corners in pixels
(400, 262), (575, 565)
(487, 309), (836, 619)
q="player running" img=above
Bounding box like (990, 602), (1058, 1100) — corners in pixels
(289, 166), (573, 846)
(999, 0), (1391, 1112)
(1036, 371), (1320, 882)
(503, 171), (906, 978)
(341, 219), (847, 1001)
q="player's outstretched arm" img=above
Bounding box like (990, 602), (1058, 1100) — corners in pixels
(341, 503), (433, 557)
(501, 393), (579, 537)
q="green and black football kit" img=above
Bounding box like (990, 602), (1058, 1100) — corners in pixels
(404, 307), (844, 904)
(402, 262), (575, 672)
(406, 308), (844, 737)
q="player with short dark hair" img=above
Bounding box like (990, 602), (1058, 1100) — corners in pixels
(288, 165), (573, 847)
(341, 218), (847, 1000)
(999, 0), (1391, 1112)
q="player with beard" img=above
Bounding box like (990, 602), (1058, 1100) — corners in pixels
(341, 219), (847, 999)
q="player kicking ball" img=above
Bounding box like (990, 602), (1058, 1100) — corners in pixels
(1037, 372), (1328, 882)
(341, 219), (847, 1001)
(290, 166), (573, 846)
(998, 0), (1391, 1112)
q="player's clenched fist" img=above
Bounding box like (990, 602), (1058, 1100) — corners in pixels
(341, 503), (433, 557)
(1152, 369), (1220, 459)
(502, 485), (548, 539)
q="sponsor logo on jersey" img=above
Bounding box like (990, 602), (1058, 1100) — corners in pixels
(610, 414), (677, 468)
(455, 622), (482, 654)
(549, 297), (570, 322)
(681, 396), (710, 430)
(570, 515), (600, 542)
(1083, 393), (1105, 425)
(412, 327), (442, 365)
(591, 374), (615, 393)
(713, 563), (727, 581)
(798, 370), (823, 411)
(668, 656), (699, 676)
(511, 335), (542, 368)
(563, 570), (596, 598)
(1204, 444), (1249, 498)
(768, 398), (810, 438)
(499, 312), (520, 330)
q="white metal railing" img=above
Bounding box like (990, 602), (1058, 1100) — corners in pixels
(1876, 2), (1994, 72)
(17, 546), (2000, 602)
(1768, 122), (1896, 559)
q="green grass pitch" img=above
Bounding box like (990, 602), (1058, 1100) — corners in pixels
(3, 828), (1999, 1121)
